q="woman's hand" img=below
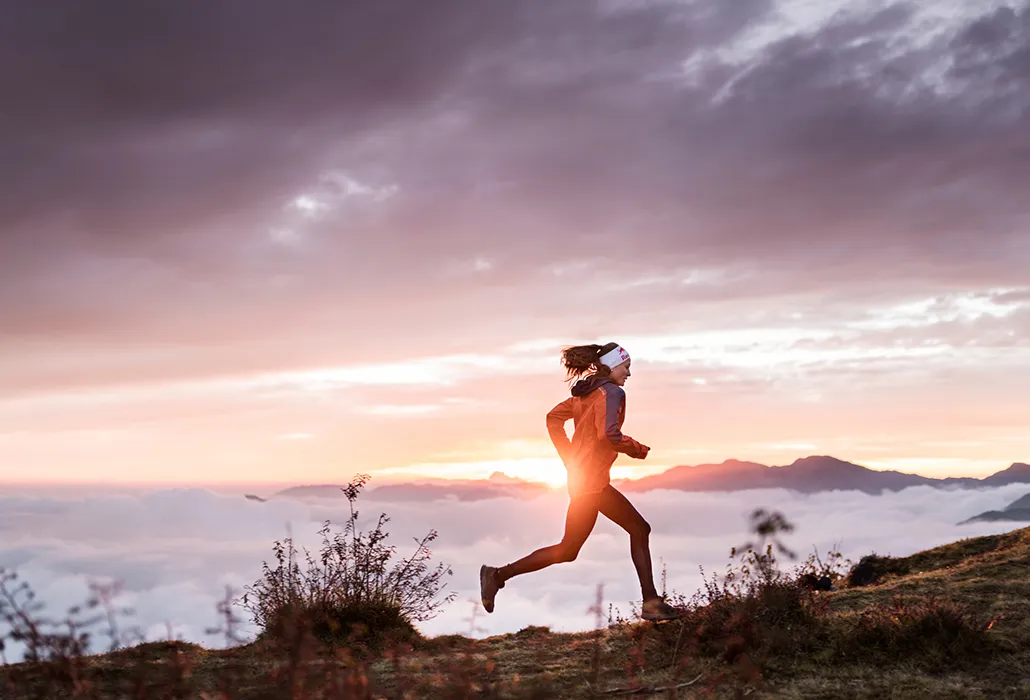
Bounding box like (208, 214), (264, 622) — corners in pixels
(630, 443), (650, 459)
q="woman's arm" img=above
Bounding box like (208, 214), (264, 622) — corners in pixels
(597, 386), (649, 459)
(546, 398), (575, 465)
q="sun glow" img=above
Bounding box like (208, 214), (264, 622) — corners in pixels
(376, 458), (673, 489)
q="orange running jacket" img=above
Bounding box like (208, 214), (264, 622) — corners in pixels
(546, 375), (648, 496)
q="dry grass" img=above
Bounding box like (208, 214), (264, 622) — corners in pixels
(3, 509), (1030, 698)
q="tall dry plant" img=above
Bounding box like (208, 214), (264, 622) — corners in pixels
(238, 474), (457, 647)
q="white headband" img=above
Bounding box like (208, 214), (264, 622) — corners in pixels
(599, 345), (630, 369)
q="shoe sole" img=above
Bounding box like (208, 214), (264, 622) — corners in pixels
(479, 565), (495, 613)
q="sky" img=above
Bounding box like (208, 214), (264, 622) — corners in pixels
(2, 0), (1030, 487)
(1, 482), (1026, 661)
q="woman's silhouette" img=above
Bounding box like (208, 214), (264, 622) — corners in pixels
(480, 342), (679, 621)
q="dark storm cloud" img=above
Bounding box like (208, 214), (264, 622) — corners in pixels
(0, 0), (765, 334)
(1, 0), (1028, 381)
(1, 2), (521, 260)
(0, 0), (755, 252)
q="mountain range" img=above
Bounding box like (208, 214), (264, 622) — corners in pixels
(960, 491), (1030, 525)
(246, 456), (1030, 502)
(614, 456), (1030, 495)
(246, 471), (550, 503)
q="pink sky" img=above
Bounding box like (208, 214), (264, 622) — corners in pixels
(2, 1), (1029, 486)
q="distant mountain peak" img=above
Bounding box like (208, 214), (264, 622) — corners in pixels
(960, 489), (1030, 524)
(788, 455), (862, 469)
(487, 471), (524, 483)
(999, 462), (1030, 474)
(793, 455), (838, 463)
(982, 462), (1030, 485)
(722, 458), (765, 467)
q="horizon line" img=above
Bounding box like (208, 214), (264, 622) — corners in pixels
(2, 455), (1024, 490)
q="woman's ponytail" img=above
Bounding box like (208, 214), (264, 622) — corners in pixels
(560, 342), (620, 381)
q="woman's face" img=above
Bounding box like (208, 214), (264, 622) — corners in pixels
(608, 360), (632, 386)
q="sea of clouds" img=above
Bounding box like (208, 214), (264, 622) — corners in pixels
(1, 481), (1027, 661)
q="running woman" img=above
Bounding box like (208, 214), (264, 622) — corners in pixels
(479, 342), (679, 621)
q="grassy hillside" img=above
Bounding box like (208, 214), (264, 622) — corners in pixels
(3, 525), (1030, 698)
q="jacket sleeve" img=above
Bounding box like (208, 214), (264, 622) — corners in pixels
(546, 398), (575, 465)
(596, 386), (647, 458)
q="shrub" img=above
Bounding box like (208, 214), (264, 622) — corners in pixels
(239, 474), (456, 650)
(650, 510), (826, 667)
(795, 543), (851, 591)
(847, 553), (910, 587)
(677, 545), (822, 664)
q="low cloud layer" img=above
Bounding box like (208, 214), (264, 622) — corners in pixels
(2, 482), (1027, 661)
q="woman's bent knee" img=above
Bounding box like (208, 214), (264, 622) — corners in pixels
(555, 544), (581, 563)
(632, 520), (652, 539)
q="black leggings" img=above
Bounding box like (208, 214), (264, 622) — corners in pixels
(497, 485), (659, 601)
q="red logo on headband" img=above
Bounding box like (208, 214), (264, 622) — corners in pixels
(619, 348), (629, 361)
